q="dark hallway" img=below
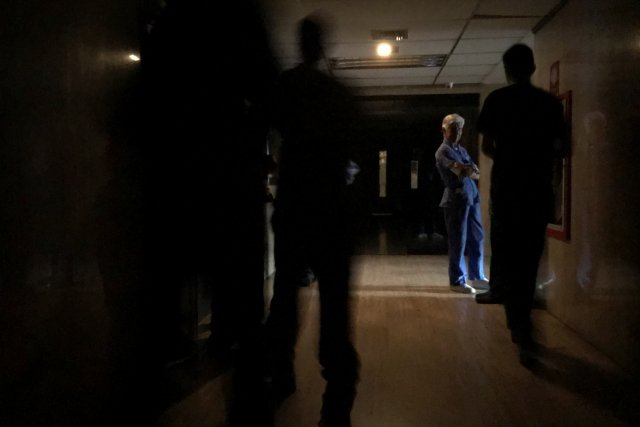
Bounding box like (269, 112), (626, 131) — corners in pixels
(1, 1), (640, 426)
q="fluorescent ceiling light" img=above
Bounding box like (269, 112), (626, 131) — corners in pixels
(330, 54), (447, 70)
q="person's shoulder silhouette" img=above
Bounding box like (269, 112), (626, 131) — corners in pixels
(273, 13), (358, 207)
(479, 44), (564, 150)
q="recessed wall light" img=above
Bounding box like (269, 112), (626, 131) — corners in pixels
(128, 54), (140, 62)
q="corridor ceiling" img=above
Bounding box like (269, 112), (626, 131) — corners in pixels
(260, 0), (566, 88)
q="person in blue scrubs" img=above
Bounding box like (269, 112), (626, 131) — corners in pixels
(435, 114), (489, 293)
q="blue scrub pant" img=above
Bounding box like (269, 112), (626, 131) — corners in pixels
(443, 201), (485, 285)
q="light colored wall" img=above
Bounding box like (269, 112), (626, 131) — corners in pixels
(532, 0), (640, 376)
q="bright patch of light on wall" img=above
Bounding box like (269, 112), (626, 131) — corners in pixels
(128, 54), (140, 62)
(376, 42), (393, 57)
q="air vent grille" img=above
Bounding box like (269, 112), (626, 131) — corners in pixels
(330, 54), (447, 70)
(371, 29), (408, 40)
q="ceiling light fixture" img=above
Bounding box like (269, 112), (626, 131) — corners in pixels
(128, 54), (140, 62)
(330, 54), (447, 70)
(376, 42), (393, 57)
(371, 29), (408, 41)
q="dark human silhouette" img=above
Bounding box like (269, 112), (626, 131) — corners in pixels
(96, 0), (279, 425)
(265, 13), (361, 427)
(94, 68), (153, 425)
(476, 43), (569, 367)
(434, 113), (489, 294)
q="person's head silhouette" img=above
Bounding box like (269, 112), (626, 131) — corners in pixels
(503, 43), (536, 84)
(299, 14), (326, 66)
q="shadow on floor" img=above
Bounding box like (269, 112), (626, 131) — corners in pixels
(534, 344), (640, 425)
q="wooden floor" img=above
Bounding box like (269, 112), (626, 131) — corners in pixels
(160, 255), (637, 427)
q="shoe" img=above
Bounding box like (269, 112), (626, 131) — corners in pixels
(449, 283), (475, 294)
(475, 291), (503, 304)
(469, 278), (490, 291)
(517, 341), (541, 370)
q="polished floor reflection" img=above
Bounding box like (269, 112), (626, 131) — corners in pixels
(160, 219), (638, 427)
(355, 214), (448, 256)
(161, 256), (637, 426)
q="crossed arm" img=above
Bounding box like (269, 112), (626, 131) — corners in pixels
(450, 161), (480, 180)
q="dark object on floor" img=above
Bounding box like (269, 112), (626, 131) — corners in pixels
(475, 291), (504, 304)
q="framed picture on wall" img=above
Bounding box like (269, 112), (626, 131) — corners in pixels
(547, 90), (572, 241)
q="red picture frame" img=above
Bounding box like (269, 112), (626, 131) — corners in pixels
(546, 90), (572, 241)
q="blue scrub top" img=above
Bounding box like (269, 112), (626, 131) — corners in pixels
(435, 140), (479, 207)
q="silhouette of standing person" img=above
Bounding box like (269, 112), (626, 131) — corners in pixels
(476, 44), (568, 367)
(96, 0), (279, 425)
(266, 13), (361, 427)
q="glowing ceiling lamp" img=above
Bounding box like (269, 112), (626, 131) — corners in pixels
(376, 42), (393, 57)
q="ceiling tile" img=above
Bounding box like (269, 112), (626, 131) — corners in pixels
(475, 0), (563, 17)
(481, 64), (507, 84)
(404, 20), (467, 41)
(453, 37), (522, 54)
(438, 64), (495, 76)
(435, 75), (484, 85)
(462, 17), (540, 39)
(260, 0), (564, 88)
(446, 52), (503, 65)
